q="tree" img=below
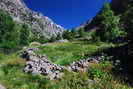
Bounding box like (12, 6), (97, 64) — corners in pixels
(71, 29), (77, 38)
(96, 3), (125, 42)
(56, 33), (62, 40)
(0, 10), (19, 53)
(121, 3), (133, 57)
(62, 30), (73, 40)
(78, 28), (85, 38)
(0, 10), (15, 42)
(49, 36), (56, 42)
(122, 4), (133, 42)
(19, 24), (30, 45)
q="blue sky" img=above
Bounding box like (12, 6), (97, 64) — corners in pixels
(24, 0), (111, 29)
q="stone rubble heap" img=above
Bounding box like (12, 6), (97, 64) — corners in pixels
(68, 57), (102, 72)
(21, 48), (65, 80)
(21, 48), (102, 80)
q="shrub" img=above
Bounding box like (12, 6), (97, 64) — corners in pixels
(89, 67), (105, 79)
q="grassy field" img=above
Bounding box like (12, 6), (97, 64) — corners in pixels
(36, 41), (114, 65)
(0, 41), (132, 89)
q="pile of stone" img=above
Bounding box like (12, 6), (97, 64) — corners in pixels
(21, 48), (102, 80)
(21, 48), (65, 80)
(68, 57), (102, 72)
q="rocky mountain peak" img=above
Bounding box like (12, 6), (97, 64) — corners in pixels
(0, 0), (65, 38)
(11, 0), (22, 4)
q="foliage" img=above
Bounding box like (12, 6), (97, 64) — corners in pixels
(49, 36), (57, 42)
(96, 3), (126, 42)
(62, 30), (74, 40)
(90, 31), (101, 42)
(0, 10), (35, 53)
(89, 67), (106, 79)
(78, 28), (86, 38)
(122, 4), (133, 42)
(29, 33), (49, 44)
(0, 10), (20, 53)
(56, 33), (63, 40)
(62, 28), (88, 41)
(19, 24), (30, 45)
(71, 29), (78, 38)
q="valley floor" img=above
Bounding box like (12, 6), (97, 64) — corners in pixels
(0, 41), (132, 89)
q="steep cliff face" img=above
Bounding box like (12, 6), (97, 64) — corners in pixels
(0, 0), (64, 38)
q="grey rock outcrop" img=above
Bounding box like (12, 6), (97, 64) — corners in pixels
(0, 0), (64, 38)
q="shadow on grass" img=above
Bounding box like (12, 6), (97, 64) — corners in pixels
(91, 43), (133, 86)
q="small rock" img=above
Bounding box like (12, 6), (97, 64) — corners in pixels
(55, 39), (69, 43)
(0, 84), (6, 89)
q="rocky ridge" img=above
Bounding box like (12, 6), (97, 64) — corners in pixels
(0, 0), (64, 38)
(21, 48), (102, 80)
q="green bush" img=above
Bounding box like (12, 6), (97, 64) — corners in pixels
(89, 67), (106, 79)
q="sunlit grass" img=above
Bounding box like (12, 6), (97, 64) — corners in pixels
(37, 41), (114, 65)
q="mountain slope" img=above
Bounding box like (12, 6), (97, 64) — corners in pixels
(77, 0), (128, 31)
(0, 0), (64, 38)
